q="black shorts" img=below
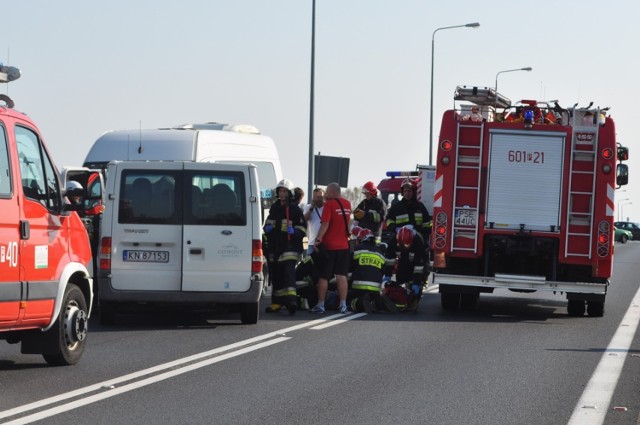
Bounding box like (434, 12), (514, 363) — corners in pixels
(317, 249), (350, 280)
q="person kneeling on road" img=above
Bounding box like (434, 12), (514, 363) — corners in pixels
(387, 225), (428, 311)
(348, 228), (398, 314)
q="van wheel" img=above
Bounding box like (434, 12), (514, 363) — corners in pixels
(99, 301), (117, 326)
(240, 302), (259, 324)
(42, 284), (88, 366)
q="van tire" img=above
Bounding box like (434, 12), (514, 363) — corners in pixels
(240, 302), (259, 324)
(42, 284), (88, 366)
(99, 301), (117, 326)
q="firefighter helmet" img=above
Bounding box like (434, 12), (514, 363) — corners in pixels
(361, 181), (378, 196)
(400, 178), (417, 190)
(275, 178), (294, 198)
(350, 225), (363, 238)
(397, 226), (414, 249)
(357, 228), (374, 243)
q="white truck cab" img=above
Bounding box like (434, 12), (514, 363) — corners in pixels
(98, 160), (264, 324)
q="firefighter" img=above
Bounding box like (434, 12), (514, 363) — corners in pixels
(263, 178), (306, 315)
(352, 181), (387, 241)
(349, 228), (398, 313)
(385, 178), (431, 241)
(391, 225), (428, 311)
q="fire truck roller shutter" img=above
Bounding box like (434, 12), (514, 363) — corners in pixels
(485, 131), (565, 232)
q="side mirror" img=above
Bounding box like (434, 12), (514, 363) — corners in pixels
(616, 163), (629, 187)
(61, 168), (104, 215)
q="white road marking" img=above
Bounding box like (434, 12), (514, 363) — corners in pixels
(567, 286), (640, 425)
(0, 314), (354, 421)
(2, 337), (290, 425)
(310, 313), (367, 329)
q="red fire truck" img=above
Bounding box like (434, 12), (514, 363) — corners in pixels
(1, 64), (99, 364)
(431, 86), (629, 317)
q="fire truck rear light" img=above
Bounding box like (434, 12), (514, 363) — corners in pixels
(436, 225), (446, 236)
(441, 156), (450, 165)
(602, 148), (613, 159)
(598, 234), (608, 244)
(99, 237), (112, 271)
(602, 164), (612, 174)
(441, 140), (452, 151)
(252, 239), (263, 273)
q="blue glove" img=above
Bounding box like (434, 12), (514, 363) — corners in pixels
(411, 284), (421, 295)
(264, 224), (273, 233)
(287, 226), (295, 235)
(382, 275), (392, 284)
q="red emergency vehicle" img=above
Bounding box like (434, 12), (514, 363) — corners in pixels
(431, 85), (629, 316)
(0, 65), (98, 364)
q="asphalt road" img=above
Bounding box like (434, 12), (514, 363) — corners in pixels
(1, 242), (640, 425)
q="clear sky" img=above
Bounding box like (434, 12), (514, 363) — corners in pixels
(2, 0), (638, 220)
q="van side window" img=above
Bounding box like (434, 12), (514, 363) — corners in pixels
(0, 124), (11, 197)
(15, 126), (61, 210)
(119, 171), (180, 224)
(187, 171), (246, 226)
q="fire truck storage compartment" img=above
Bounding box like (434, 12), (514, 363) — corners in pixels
(485, 130), (565, 232)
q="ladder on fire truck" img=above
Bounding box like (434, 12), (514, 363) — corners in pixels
(450, 121), (484, 253)
(564, 109), (600, 258)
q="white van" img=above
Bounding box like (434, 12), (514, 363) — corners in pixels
(84, 123), (282, 210)
(97, 160), (264, 324)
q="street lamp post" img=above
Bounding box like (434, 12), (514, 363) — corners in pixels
(307, 0), (316, 199)
(621, 201), (632, 222)
(617, 198), (629, 221)
(429, 22), (480, 166)
(494, 66), (533, 108)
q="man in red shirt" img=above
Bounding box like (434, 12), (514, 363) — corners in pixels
(311, 182), (352, 314)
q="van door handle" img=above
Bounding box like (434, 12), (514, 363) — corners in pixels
(190, 248), (202, 255)
(221, 230), (232, 235)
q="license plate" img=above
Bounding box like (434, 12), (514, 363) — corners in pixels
(123, 250), (169, 263)
(455, 209), (477, 226)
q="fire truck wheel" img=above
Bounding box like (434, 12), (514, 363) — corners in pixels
(441, 293), (460, 310)
(460, 293), (479, 310)
(42, 284), (88, 366)
(240, 301), (259, 324)
(587, 301), (605, 317)
(567, 299), (586, 317)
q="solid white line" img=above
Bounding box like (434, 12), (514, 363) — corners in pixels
(567, 286), (640, 425)
(2, 337), (290, 425)
(310, 313), (367, 330)
(0, 315), (336, 420)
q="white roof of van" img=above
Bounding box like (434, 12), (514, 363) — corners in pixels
(85, 129), (198, 163)
(84, 126), (280, 164)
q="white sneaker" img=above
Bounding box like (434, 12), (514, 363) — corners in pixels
(339, 304), (349, 314)
(309, 304), (325, 314)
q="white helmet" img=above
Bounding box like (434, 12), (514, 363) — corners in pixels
(65, 180), (83, 194)
(275, 178), (294, 197)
